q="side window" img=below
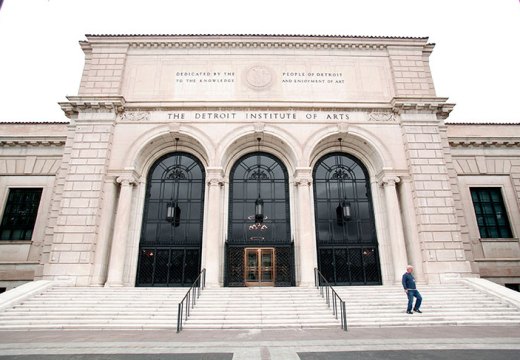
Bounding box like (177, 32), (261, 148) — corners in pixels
(0, 188), (43, 241)
(470, 187), (513, 239)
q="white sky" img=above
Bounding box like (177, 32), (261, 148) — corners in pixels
(0, 0), (519, 123)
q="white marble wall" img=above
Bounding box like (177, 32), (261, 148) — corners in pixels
(2, 36), (518, 288)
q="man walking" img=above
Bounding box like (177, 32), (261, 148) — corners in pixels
(402, 265), (422, 314)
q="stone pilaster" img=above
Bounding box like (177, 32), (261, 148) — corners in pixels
(41, 97), (123, 286)
(294, 168), (316, 287)
(90, 178), (118, 286)
(395, 98), (472, 283)
(105, 174), (137, 287)
(202, 168), (225, 287)
(380, 176), (409, 283)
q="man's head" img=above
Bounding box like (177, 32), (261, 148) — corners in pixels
(406, 265), (414, 273)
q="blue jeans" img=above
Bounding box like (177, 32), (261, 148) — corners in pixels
(406, 289), (422, 312)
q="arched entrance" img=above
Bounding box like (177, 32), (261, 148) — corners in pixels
(225, 151), (294, 286)
(136, 152), (205, 286)
(313, 152), (381, 285)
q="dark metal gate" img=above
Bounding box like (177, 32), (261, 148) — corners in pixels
(136, 247), (200, 286)
(318, 246), (380, 285)
(313, 152), (382, 285)
(224, 243), (295, 287)
(136, 151), (205, 287)
(225, 151), (295, 287)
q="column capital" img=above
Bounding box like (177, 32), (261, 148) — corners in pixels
(116, 174), (137, 186)
(207, 176), (225, 187)
(294, 168), (313, 187)
(380, 176), (400, 187)
(295, 176), (313, 187)
(206, 167), (225, 187)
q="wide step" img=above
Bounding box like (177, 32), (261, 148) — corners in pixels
(1, 281), (519, 330)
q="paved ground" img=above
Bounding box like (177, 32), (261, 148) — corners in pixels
(1, 326), (520, 359)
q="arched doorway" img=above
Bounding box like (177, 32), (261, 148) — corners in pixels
(313, 152), (381, 285)
(136, 152), (205, 286)
(225, 151), (294, 286)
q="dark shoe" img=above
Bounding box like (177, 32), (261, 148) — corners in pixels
(414, 309), (422, 313)
(406, 311), (413, 314)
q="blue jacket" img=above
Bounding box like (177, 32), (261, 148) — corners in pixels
(402, 272), (416, 290)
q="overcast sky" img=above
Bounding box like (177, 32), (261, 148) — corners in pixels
(0, 0), (519, 123)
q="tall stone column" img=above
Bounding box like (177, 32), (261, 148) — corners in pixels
(105, 174), (136, 287)
(90, 179), (118, 286)
(202, 169), (224, 287)
(295, 169), (316, 287)
(381, 176), (409, 283)
(399, 177), (425, 282)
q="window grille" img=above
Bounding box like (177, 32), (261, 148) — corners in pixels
(470, 187), (513, 238)
(0, 188), (42, 241)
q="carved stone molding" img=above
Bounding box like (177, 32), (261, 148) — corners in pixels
(128, 41), (389, 51)
(379, 176), (401, 187)
(294, 176), (313, 187)
(294, 168), (313, 187)
(254, 122), (266, 133)
(59, 96), (125, 118)
(116, 174), (137, 186)
(337, 123), (349, 133)
(449, 139), (520, 148)
(392, 97), (454, 120)
(120, 111), (150, 122)
(0, 138), (66, 147)
(245, 66), (274, 90)
(207, 167), (225, 187)
(207, 176), (225, 187)
(369, 112), (395, 122)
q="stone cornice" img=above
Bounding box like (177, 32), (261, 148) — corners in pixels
(84, 34), (430, 51)
(0, 137), (66, 147)
(118, 101), (395, 113)
(128, 40), (390, 51)
(448, 138), (520, 148)
(392, 97), (455, 120)
(59, 96), (126, 118)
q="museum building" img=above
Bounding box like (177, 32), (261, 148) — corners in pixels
(0, 34), (519, 292)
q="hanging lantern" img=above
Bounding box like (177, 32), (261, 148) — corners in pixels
(166, 200), (181, 227)
(336, 199), (351, 225)
(255, 195), (264, 223)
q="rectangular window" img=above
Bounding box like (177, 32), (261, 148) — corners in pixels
(0, 188), (43, 241)
(470, 187), (513, 239)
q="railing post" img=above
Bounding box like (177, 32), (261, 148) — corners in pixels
(176, 268), (206, 333)
(332, 293), (337, 318)
(326, 286), (330, 307)
(177, 302), (183, 333)
(314, 268), (348, 332)
(342, 300), (347, 331)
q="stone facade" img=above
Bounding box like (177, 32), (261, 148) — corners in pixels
(0, 35), (518, 291)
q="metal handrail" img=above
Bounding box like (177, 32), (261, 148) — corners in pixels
(176, 268), (206, 333)
(314, 268), (347, 331)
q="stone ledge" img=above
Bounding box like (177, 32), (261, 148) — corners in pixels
(0, 138), (65, 147)
(463, 277), (520, 309)
(449, 139), (520, 148)
(0, 280), (55, 311)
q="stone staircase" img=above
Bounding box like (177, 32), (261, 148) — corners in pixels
(0, 280), (519, 330)
(182, 287), (339, 329)
(0, 287), (187, 330)
(335, 282), (520, 327)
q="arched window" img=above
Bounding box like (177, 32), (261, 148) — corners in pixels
(313, 153), (381, 285)
(226, 152), (294, 286)
(136, 152), (205, 286)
